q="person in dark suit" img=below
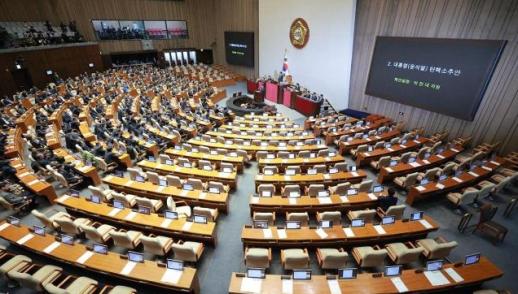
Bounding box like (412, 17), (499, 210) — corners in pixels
(378, 187), (398, 211)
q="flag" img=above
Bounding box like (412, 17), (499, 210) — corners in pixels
(281, 49), (289, 76)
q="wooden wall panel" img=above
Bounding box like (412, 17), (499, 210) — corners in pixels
(349, 0), (518, 154)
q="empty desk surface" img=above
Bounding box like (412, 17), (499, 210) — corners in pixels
(355, 137), (429, 166)
(228, 257), (502, 293)
(255, 170), (367, 188)
(257, 154), (345, 170)
(241, 216), (438, 248)
(0, 222), (199, 293)
(56, 195), (217, 245)
(103, 175), (229, 213)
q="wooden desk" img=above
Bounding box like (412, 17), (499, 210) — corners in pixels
(0, 222), (199, 293)
(10, 159), (57, 203)
(56, 195), (217, 245)
(255, 170), (367, 190)
(121, 132), (159, 158)
(103, 175), (229, 213)
(324, 118), (392, 145)
(257, 154), (345, 172)
(233, 118), (292, 126)
(406, 159), (502, 205)
(205, 131), (315, 142)
(220, 124), (304, 132)
(243, 113), (286, 120)
(338, 129), (401, 154)
(313, 117), (358, 136)
(378, 146), (464, 183)
(53, 148), (102, 185)
(137, 160), (237, 189)
(165, 148), (244, 173)
(241, 216), (438, 248)
(355, 138), (429, 166)
(228, 257), (502, 293)
(145, 125), (180, 145)
(304, 114), (343, 130)
(249, 190), (385, 214)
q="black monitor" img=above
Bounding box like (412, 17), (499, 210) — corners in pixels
(33, 225), (45, 236)
(286, 221), (301, 229)
(93, 243), (108, 255)
(167, 259), (184, 271)
(410, 211), (424, 221)
(253, 220), (268, 229)
(338, 268), (358, 279)
(193, 215), (207, 224)
(351, 218), (365, 227)
(113, 200), (124, 209)
(384, 265), (402, 277)
(247, 268), (266, 279)
(464, 253), (481, 265)
(61, 234), (74, 245)
(164, 210), (178, 219)
(426, 259), (443, 271)
(381, 215), (396, 225)
(292, 269), (311, 280)
(128, 251), (144, 263)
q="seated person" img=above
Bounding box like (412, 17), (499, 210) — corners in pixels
(377, 187), (398, 211)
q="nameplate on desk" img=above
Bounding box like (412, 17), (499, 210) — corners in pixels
(340, 196), (349, 203)
(17, 233), (34, 245)
(436, 183), (445, 190)
(284, 176), (292, 181)
(160, 219), (172, 228)
(120, 261), (137, 275)
(316, 228), (328, 239)
(76, 250), (94, 264)
(182, 222), (193, 231)
(444, 268), (464, 283)
(424, 270), (450, 286)
(481, 166), (492, 172)
(364, 152), (371, 157)
(240, 277), (262, 294)
(18, 172), (30, 178)
(452, 177), (463, 183)
(468, 171), (479, 177)
(366, 138), (371, 141)
(374, 225), (386, 235)
(251, 197), (259, 204)
(351, 172), (359, 177)
(199, 192), (207, 199)
(125, 211), (137, 220)
(277, 229), (287, 239)
(108, 208), (121, 217)
(419, 219), (433, 229)
(157, 186), (167, 192)
(43, 241), (61, 254)
(0, 223), (10, 232)
(451, 148), (460, 153)
(161, 269), (183, 284)
(391, 277), (408, 293)
(368, 193), (378, 200)
(416, 186), (426, 192)
(58, 195), (70, 202)
(282, 278), (293, 294)
(437, 154), (445, 159)
(409, 162), (420, 167)
(262, 228), (273, 238)
(27, 179), (40, 186)
(289, 198), (297, 205)
(328, 279), (342, 294)
(400, 145), (407, 148)
(343, 228), (355, 237)
(318, 197), (332, 204)
(386, 167), (394, 173)
(490, 160), (500, 166)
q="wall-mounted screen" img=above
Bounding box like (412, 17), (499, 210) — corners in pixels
(224, 31), (254, 67)
(365, 37), (506, 121)
(144, 20), (167, 39)
(92, 20), (188, 40)
(167, 20), (188, 39)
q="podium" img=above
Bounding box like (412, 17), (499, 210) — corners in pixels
(294, 95), (322, 116)
(247, 79), (258, 94)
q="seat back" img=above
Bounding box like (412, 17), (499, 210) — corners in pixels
(441, 162), (457, 176)
(286, 166), (301, 174)
(54, 217), (81, 235)
(317, 149), (329, 157)
(81, 224), (104, 243)
(404, 172), (419, 187)
(313, 164), (327, 173)
(308, 184), (325, 197)
(417, 147), (430, 159)
(319, 211), (341, 223)
(400, 152), (412, 163)
(127, 168), (141, 180)
(220, 163), (234, 172)
(31, 210), (54, 228)
(282, 185), (301, 197)
(172, 243), (196, 262)
(331, 182), (351, 195)
(361, 248), (388, 267)
(193, 207), (216, 222)
(429, 241), (458, 259)
(357, 180), (373, 192)
(146, 171), (160, 185)
(112, 192), (133, 208)
(334, 162), (348, 172)
(186, 178), (204, 190)
(245, 249), (269, 268)
(263, 166), (278, 174)
(377, 156), (391, 168)
(385, 204), (406, 220)
(159, 154), (170, 164)
(298, 150), (311, 158)
(110, 231), (135, 249)
(208, 181), (226, 193)
(166, 175), (182, 188)
(287, 213), (309, 226)
(141, 235), (170, 256)
(177, 157), (190, 167)
(356, 145), (368, 153)
(255, 151), (268, 159)
(253, 212), (275, 225)
(478, 183), (495, 198)
(258, 184), (276, 195)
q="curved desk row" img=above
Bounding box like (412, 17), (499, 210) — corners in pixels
(255, 170), (367, 189)
(338, 129), (401, 155)
(220, 123), (305, 132)
(257, 154), (345, 171)
(165, 148), (245, 172)
(205, 130), (315, 142)
(355, 138), (429, 166)
(324, 118), (392, 145)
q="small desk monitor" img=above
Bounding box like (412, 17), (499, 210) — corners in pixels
(317, 191), (329, 197)
(389, 160), (398, 167)
(285, 169), (296, 176)
(426, 260), (443, 271)
(384, 265), (402, 277)
(286, 221), (301, 229)
(7, 216), (20, 226)
(90, 195), (101, 204)
(164, 210), (178, 219)
(420, 178), (429, 186)
(261, 191), (272, 197)
(464, 253), (481, 265)
(319, 220), (332, 228)
(113, 200), (124, 209)
(70, 189), (80, 197)
(307, 169), (317, 175)
(183, 162), (192, 168)
(424, 152), (431, 159)
(93, 243), (108, 255)
(253, 220), (268, 229)
(381, 215), (396, 225)
(264, 170), (274, 175)
(247, 268), (266, 279)
(61, 234), (74, 245)
(138, 206), (151, 215)
(148, 156), (155, 162)
(351, 218), (365, 227)
(128, 251), (144, 263)
(209, 187), (220, 194)
(203, 165), (212, 171)
(347, 189), (358, 196)
(329, 168), (338, 174)
(193, 215), (207, 224)
(183, 184), (194, 191)
(410, 211), (424, 221)
(33, 225), (45, 236)
(159, 179), (167, 187)
(167, 259), (184, 271)
(408, 157), (416, 163)
(385, 143), (392, 148)
(348, 165), (357, 172)
(338, 268), (357, 279)
(165, 159), (173, 165)
(135, 175), (145, 183)
(438, 175), (447, 182)
(289, 191), (300, 198)
(292, 269), (311, 280)
(373, 185), (383, 193)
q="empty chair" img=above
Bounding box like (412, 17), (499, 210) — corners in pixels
(253, 212), (275, 225)
(377, 204), (406, 220)
(135, 196), (163, 212)
(347, 209), (376, 223)
(166, 197), (192, 218)
(278, 151), (291, 159)
(333, 162), (348, 172)
(385, 242), (424, 265)
(172, 241), (204, 263)
(317, 149), (329, 157)
(109, 230), (142, 250)
(220, 163), (234, 173)
(373, 141), (385, 149)
(88, 186), (113, 202)
(316, 248), (348, 270)
(353, 180), (373, 192)
(286, 212), (309, 226)
(306, 184), (326, 197)
(370, 156), (391, 170)
(54, 216), (92, 236)
(176, 157), (191, 167)
(447, 187), (479, 213)
(390, 137), (400, 145)
(186, 178), (206, 190)
(257, 184), (276, 196)
(140, 234), (173, 256)
(394, 172), (419, 189)
(0, 254), (32, 277)
(146, 171), (160, 185)
(111, 192), (137, 208)
(95, 157), (117, 172)
(282, 185), (301, 197)
(329, 182), (351, 195)
(208, 181), (230, 193)
(476, 181), (496, 199)
(255, 151), (268, 160)
(263, 166), (278, 175)
(235, 149), (251, 162)
(352, 246), (388, 268)
(316, 211), (342, 224)
(313, 164), (327, 173)
(350, 144), (368, 156)
(399, 152), (414, 163)
(416, 237), (458, 259)
(244, 247), (271, 269)
(441, 162), (457, 176)
(418, 167), (441, 182)
(199, 146), (210, 154)
(8, 264), (62, 292)
(166, 175), (183, 188)
(159, 154), (171, 164)
(417, 147), (431, 159)
(281, 248), (310, 270)
(80, 223), (116, 244)
(298, 150), (311, 158)
(127, 168), (145, 181)
(198, 160), (213, 170)
(44, 276), (98, 294)
(31, 209), (71, 230)
(193, 206), (218, 222)
(285, 166), (301, 175)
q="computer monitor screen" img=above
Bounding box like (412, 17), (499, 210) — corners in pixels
(286, 221), (301, 229)
(420, 179), (429, 185)
(128, 251), (144, 263)
(203, 165), (212, 171)
(183, 184), (193, 191)
(138, 206), (151, 215)
(167, 259), (184, 271)
(46, 70), (53, 75)
(70, 189), (80, 197)
(410, 211), (424, 221)
(286, 169), (296, 176)
(347, 189), (358, 196)
(247, 268), (266, 279)
(289, 154), (295, 159)
(401, 139), (408, 145)
(464, 253), (481, 265)
(439, 175), (447, 181)
(329, 152), (336, 157)
(317, 191), (329, 197)
(264, 170), (274, 175)
(61, 234), (74, 245)
(351, 219), (365, 227)
(7, 216), (20, 226)
(424, 152), (431, 159)
(115, 171), (124, 177)
(348, 165), (357, 172)
(289, 191), (300, 198)
(266, 154), (275, 159)
(279, 142), (287, 147)
(135, 175), (145, 182)
(148, 156), (155, 161)
(389, 160), (398, 166)
(373, 185), (383, 193)
(307, 169), (317, 175)
(409, 157), (416, 163)
(33, 225), (45, 236)
(319, 220), (332, 228)
(193, 215), (207, 224)
(384, 265), (402, 277)
(426, 260), (443, 271)
(338, 268), (357, 279)
(382, 216), (396, 225)
(292, 270), (311, 280)
(166, 159), (173, 165)
(113, 200), (124, 209)
(90, 195), (101, 204)
(183, 162), (192, 168)
(163, 210), (177, 220)
(93, 243), (108, 254)
(261, 191), (272, 197)
(309, 152), (315, 157)
(329, 168), (338, 174)
(159, 179), (167, 187)
(253, 220), (268, 229)
(385, 143), (392, 148)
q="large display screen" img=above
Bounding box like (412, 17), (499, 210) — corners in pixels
(92, 20), (188, 40)
(365, 37), (506, 121)
(224, 32), (254, 67)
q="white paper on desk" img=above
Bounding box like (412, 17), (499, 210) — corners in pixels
(182, 222), (193, 231)
(419, 219), (433, 229)
(17, 233), (34, 245)
(327, 279), (342, 294)
(452, 177), (463, 183)
(343, 228), (355, 237)
(400, 145), (407, 148)
(387, 148), (394, 152)
(289, 198), (297, 205)
(285, 176), (292, 181)
(108, 208), (121, 217)
(157, 186), (166, 192)
(282, 278), (293, 294)
(0, 223), (10, 232)
(76, 251), (94, 264)
(277, 229), (287, 239)
(316, 228), (328, 239)
(424, 271), (450, 286)
(256, 175), (264, 180)
(391, 277), (409, 293)
(199, 192), (207, 199)
(364, 152), (370, 157)
(318, 197), (332, 204)
(161, 219), (172, 228)
(351, 171), (359, 177)
(120, 261), (137, 275)
(180, 190), (189, 196)
(105, 175), (113, 181)
(323, 174), (330, 180)
(124, 211), (137, 220)
(444, 268), (464, 283)
(468, 171), (479, 177)
(437, 154), (445, 159)
(43, 241), (61, 254)
(410, 162), (420, 167)
(161, 269), (183, 284)
(481, 166), (492, 172)
(263, 228), (272, 238)
(127, 180), (135, 186)
(490, 160), (500, 166)
(340, 196), (349, 203)
(27, 179), (39, 186)
(58, 195), (70, 202)
(240, 277), (262, 294)
(416, 186), (426, 192)
(374, 225), (386, 235)
(18, 172), (29, 178)
(386, 167), (394, 172)
(451, 148), (460, 153)
(368, 193), (378, 200)
(251, 197), (259, 204)
(436, 183), (445, 190)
